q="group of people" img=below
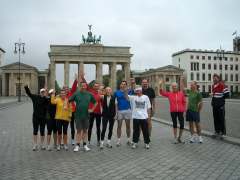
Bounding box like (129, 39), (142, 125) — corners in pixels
(25, 72), (229, 152)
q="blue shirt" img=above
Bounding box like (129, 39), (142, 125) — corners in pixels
(114, 90), (131, 111)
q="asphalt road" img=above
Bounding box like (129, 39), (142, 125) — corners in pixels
(154, 97), (240, 139)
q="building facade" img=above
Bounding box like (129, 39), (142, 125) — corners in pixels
(0, 48), (5, 66)
(0, 62), (48, 96)
(172, 37), (240, 93)
(131, 65), (184, 95)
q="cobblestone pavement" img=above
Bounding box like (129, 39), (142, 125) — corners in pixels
(0, 102), (240, 180)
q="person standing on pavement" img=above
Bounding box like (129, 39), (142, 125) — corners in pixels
(142, 79), (156, 137)
(211, 74), (229, 139)
(51, 89), (72, 151)
(69, 81), (97, 152)
(159, 80), (186, 144)
(24, 85), (48, 151)
(128, 78), (136, 95)
(64, 74), (78, 146)
(100, 87), (116, 149)
(114, 80), (132, 146)
(129, 86), (151, 149)
(46, 89), (57, 151)
(186, 81), (203, 143)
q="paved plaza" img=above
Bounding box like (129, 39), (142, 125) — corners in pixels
(1, 102), (240, 180)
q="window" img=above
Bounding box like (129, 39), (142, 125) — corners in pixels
(231, 86), (233, 92)
(202, 56), (205, 60)
(236, 57), (239, 62)
(202, 85), (205, 92)
(225, 74), (228, 81)
(208, 56), (211, 60)
(214, 64), (217, 70)
(231, 74), (233, 81)
(196, 56), (199, 60)
(208, 74), (211, 81)
(197, 63), (199, 70)
(225, 65), (228, 70)
(219, 57), (222, 60)
(236, 86), (239, 93)
(220, 74), (222, 80)
(208, 64), (211, 70)
(224, 57), (228, 61)
(166, 77), (169, 82)
(178, 64), (180, 68)
(208, 85), (211, 93)
(191, 63), (193, 71)
(178, 58), (180, 62)
(197, 73), (200, 81)
(219, 64), (222, 70)
(191, 73), (194, 80)
(236, 65), (238, 71)
(236, 74), (239, 82)
(190, 55), (194, 59)
(230, 57), (233, 61)
(202, 63), (205, 70)
(202, 73), (205, 81)
(214, 56), (217, 60)
(230, 65), (233, 70)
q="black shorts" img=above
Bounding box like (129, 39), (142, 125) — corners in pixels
(186, 110), (200, 123)
(75, 117), (89, 130)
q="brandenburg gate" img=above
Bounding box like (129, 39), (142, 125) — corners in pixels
(48, 25), (133, 90)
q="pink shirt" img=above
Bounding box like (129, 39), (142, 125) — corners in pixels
(159, 89), (186, 113)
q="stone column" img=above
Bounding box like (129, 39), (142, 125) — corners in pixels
(2, 73), (6, 96)
(110, 62), (117, 90)
(50, 62), (56, 89)
(78, 61), (84, 75)
(124, 62), (130, 84)
(64, 61), (70, 87)
(30, 73), (34, 91)
(9, 73), (14, 96)
(44, 75), (48, 88)
(96, 62), (103, 84)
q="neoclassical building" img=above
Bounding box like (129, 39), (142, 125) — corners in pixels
(131, 65), (184, 95)
(0, 62), (48, 96)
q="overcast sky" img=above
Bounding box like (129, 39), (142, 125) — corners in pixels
(1, 0), (240, 86)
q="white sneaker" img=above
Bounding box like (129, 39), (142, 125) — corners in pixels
(73, 145), (80, 152)
(83, 145), (91, 152)
(41, 145), (46, 150)
(116, 139), (121, 147)
(173, 138), (178, 144)
(32, 144), (38, 151)
(57, 145), (61, 151)
(100, 141), (104, 149)
(132, 143), (137, 149)
(71, 139), (75, 146)
(60, 143), (64, 149)
(190, 135), (195, 143)
(64, 145), (68, 151)
(107, 140), (112, 148)
(198, 136), (203, 143)
(145, 144), (150, 149)
(46, 145), (51, 151)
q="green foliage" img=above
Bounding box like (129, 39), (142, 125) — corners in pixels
(102, 70), (125, 89)
(55, 80), (61, 94)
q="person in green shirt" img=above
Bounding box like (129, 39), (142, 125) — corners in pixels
(186, 81), (203, 143)
(69, 81), (97, 152)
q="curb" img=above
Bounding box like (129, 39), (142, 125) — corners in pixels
(152, 117), (240, 147)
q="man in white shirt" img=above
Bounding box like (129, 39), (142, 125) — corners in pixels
(128, 85), (151, 149)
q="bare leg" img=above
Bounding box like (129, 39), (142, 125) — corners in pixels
(47, 135), (51, 145)
(33, 135), (37, 144)
(57, 134), (62, 145)
(196, 122), (201, 136)
(125, 119), (131, 138)
(117, 120), (123, 139)
(63, 134), (68, 145)
(76, 129), (81, 144)
(189, 122), (194, 135)
(178, 128), (183, 139)
(53, 133), (57, 146)
(173, 128), (177, 138)
(40, 136), (45, 145)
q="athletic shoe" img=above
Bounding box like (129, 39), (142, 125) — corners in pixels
(212, 132), (219, 138)
(190, 135), (196, 143)
(71, 139), (75, 146)
(41, 145), (46, 150)
(73, 145), (80, 152)
(53, 144), (57, 149)
(60, 143), (64, 149)
(107, 140), (112, 148)
(57, 145), (61, 151)
(100, 141), (104, 149)
(46, 145), (51, 151)
(97, 141), (100, 146)
(83, 145), (90, 152)
(178, 137), (184, 144)
(145, 144), (150, 149)
(198, 136), (203, 143)
(116, 139), (121, 147)
(32, 144), (38, 151)
(132, 143), (137, 149)
(173, 138), (178, 144)
(64, 145), (68, 151)
(127, 140), (132, 146)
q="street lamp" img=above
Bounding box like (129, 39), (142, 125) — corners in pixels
(14, 39), (25, 102)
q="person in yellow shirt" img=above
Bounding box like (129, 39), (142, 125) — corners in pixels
(51, 89), (72, 151)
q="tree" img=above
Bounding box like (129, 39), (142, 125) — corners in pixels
(102, 70), (125, 89)
(55, 80), (61, 94)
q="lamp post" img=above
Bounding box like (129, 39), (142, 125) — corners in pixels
(14, 39), (25, 102)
